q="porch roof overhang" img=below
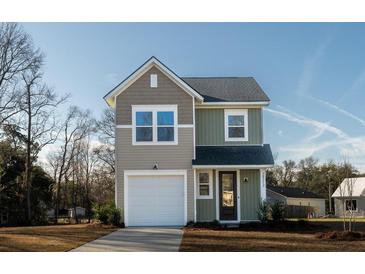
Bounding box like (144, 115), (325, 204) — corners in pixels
(192, 144), (274, 168)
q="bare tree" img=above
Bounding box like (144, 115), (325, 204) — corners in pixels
(0, 23), (42, 125)
(268, 160), (297, 187)
(96, 108), (114, 144)
(337, 159), (357, 232)
(79, 137), (98, 223)
(18, 66), (67, 222)
(50, 106), (94, 223)
(94, 108), (115, 174)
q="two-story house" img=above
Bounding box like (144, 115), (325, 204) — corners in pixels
(103, 57), (274, 227)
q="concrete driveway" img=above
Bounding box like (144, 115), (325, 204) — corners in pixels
(71, 227), (183, 252)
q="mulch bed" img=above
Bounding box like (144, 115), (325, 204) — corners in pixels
(316, 231), (365, 241)
(187, 220), (329, 233)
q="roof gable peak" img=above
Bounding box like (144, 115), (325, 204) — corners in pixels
(103, 56), (203, 107)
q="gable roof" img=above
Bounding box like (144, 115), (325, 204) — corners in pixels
(182, 77), (270, 103)
(103, 56), (204, 107)
(192, 144), (274, 167)
(332, 177), (365, 197)
(267, 185), (324, 199)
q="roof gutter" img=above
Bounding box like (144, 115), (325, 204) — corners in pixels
(192, 164), (274, 169)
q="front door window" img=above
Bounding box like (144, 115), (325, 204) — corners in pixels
(222, 174), (234, 207)
(219, 171), (237, 220)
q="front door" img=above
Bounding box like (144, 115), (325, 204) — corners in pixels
(219, 171), (237, 220)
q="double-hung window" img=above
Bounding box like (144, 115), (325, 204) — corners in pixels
(224, 109), (248, 141)
(197, 170), (213, 199)
(135, 111), (153, 142)
(345, 199), (357, 211)
(133, 105), (177, 145)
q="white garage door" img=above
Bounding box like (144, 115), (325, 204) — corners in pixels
(127, 175), (185, 226)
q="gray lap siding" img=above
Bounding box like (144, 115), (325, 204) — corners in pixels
(115, 66), (195, 224)
(116, 127), (194, 223)
(116, 66), (193, 125)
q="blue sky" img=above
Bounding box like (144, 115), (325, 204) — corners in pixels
(22, 23), (365, 171)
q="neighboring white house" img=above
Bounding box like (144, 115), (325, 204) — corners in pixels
(332, 177), (365, 217)
(68, 207), (86, 218)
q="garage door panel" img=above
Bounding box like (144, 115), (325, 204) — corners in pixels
(127, 175), (185, 226)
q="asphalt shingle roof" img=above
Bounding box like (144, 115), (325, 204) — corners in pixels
(192, 144), (274, 166)
(267, 185), (324, 199)
(182, 77), (270, 102)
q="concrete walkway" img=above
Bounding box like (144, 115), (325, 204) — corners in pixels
(71, 227), (183, 252)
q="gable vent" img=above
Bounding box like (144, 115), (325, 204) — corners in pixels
(150, 74), (158, 88)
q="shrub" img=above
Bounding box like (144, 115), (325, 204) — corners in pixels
(270, 201), (285, 222)
(95, 204), (112, 224)
(185, 220), (220, 228)
(109, 207), (122, 226)
(257, 201), (270, 223)
(94, 203), (123, 226)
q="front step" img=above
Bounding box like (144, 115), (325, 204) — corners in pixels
(221, 223), (240, 228)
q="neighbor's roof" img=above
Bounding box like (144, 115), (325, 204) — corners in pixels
(182, 77), (270, 102)
(192, 144), (274, 166)
(267, 185), (324, 199)
(332, 177), (365, 198)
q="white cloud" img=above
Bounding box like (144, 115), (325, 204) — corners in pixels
(350, 70), (365, 92)
(266, 106), (347, 139)
(338, 69), (365, 102)
(306, 95), (365, 128)
(265, 106), (365, 172)
(296, 32), (334, 95)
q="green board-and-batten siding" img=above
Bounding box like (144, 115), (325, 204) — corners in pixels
(196, 171), (216, 221)
(195, 108), (263, 145)
(240, 169), (260, 220)
(195, 169), (261, 221)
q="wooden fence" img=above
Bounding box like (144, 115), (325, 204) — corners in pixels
(284, 205), (315, 218)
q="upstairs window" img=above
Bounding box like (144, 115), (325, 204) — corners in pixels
(224, 109), (248, 141)
(157, 111), (174, 141)
(132, 105), (177, 145)
(136, 112), (153, 142)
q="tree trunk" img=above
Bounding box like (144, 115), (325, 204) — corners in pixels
(343, 200), (347, 232)
(25, 86), (32, 223)
(55, 146), (67, 224)
(72, 167), (79, 224)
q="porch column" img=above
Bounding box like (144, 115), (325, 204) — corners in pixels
(193, 168), (197, 222)
(260, 169), (267, 201)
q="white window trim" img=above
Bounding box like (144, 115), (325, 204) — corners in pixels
(345, 199), (358, 212)
(197, 170), (213, 199)
(224, 109), (248, 142)
(132, 105), (178, 145)
(150, 74), (158, 88)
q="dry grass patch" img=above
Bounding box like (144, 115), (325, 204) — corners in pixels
(0, 223), (118, 252)
(180, 228), (365, 252)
